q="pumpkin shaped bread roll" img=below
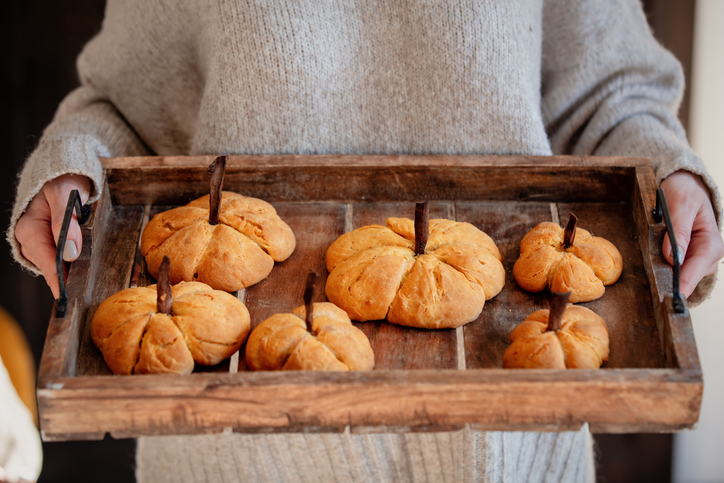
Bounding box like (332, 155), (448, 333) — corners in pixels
(140, 157), (295, 292)
(503, 292), (609, 369)
(513, 213), (622, 303)
(91, 258), (251, 375)
(246, 302), (374, 371)
(325, 202), (505, 329)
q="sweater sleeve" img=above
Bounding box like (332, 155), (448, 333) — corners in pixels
(7, 84), (151, 276)
(540, 0), (721, 305)
(541, 0), (721, 224)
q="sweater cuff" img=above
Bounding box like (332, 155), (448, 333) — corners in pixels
(7, 135), (107, 276)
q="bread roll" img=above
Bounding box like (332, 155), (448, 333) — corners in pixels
(503, 305), (609, 369)
(141, 191), (295, 292)
(91, 281), (250, 375)
(325, 217), (505, 329)
(513, 220), (623, 303)
(246, 302), (374, 371)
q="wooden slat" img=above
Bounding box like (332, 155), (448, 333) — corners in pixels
(75, 206), (144, 376)
(557, 202), (664, 368)
(101, 154), (653, 170)
(244, 203), (346, 328)
(101, 155), (642, 206)
(242, 202), (347, 371)
(36, 368), (702, 438)
(351, 201), (458, 370)
(456, 201), (554, 369)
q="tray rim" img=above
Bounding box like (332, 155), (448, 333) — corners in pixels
(36, 154), (702, 440)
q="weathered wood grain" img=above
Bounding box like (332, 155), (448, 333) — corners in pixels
(244, 203), (346, 327)
(101, 154), (653, 170)
(101, 155), (642, 206)
(75, 206), (144, 376)
(36, 368), (702, 439)
(242, 203), (346, 371)
(350, 201), (458, 370)
(456, 201), (553, 369)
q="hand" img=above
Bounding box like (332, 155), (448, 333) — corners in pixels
(660, 171), (724, 298)
(15, 174), (92, 299)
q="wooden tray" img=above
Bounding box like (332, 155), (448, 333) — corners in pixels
(36, 155), (702, 441)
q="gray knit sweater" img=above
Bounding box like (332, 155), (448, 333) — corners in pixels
(10, 0), (720, 481)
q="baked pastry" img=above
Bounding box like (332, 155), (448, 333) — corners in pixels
(140, 156), (295, 292)
(245, 302), (375, 371)
(325, 202), (505, 329)
(91, 257), (250, 375)
(512, 213), (622, 303)
(503, 292), (609, 369)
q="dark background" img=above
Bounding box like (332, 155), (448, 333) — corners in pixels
(0, 1), (695, 481)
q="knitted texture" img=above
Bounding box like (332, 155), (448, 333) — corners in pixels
(9, 0), (720, 286)
(136, 425), (594, 483)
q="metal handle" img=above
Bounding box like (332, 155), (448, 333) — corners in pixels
(652, 188), (686, 314)
(55, 190), (92, 318)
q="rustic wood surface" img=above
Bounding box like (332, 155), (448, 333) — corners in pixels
(75, 205), (144, 376)
(102, 155), (643, 206)
(36, 155), (702, 440)
(240, 202), (347, 371)
(456, 201), (554, 369)
(36, 368), (702, 440)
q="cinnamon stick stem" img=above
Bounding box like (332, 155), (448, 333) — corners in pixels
(414, 201), (430, 255)
(304, 270), (319, 333)
(208, 155), (227, 225)
(547, 291), (571, 332)
(563, 212), (578, 249)
(157, 256), (173, 315)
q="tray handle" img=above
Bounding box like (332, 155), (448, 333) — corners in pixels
(55, 190), (92, 318)
(651, 188), (686, 314)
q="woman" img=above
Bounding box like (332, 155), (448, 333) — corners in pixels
(10, 1), (723, 481)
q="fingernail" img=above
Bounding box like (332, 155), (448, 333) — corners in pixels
(669, 249), (685, 265)
(63, 240), (78, 261)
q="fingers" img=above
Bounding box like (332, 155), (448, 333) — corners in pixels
(660, 179), (698, 267)
(16, 193), (61, 299)
(678, 232), (722, 298)
(660, 171), (724, 299)
(42, 174), (91, 262)
(15, 175), (92, 298)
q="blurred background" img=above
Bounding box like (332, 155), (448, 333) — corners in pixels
(1, 1), (722, 481)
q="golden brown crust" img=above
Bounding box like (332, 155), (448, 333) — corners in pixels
(388, 255), (485, 329)
(91, 281), (250, 375)
(512, 221), (623, 303)
(245, 302), (374, 371)
(325, 225), (412, 273)
(324, 217), (504, 329)
(325, 246), (416, 322)
(140, 191), (295, 291)
(503, 305), (609, 369)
